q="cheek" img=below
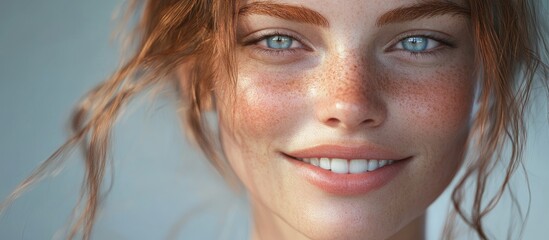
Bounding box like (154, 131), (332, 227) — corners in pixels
(386, 65), (475, 193)
(385, 66), (476, 136)
(224, 72), (305, 141)
(377, 65), (476, 219)
(217, 71), (308, 204)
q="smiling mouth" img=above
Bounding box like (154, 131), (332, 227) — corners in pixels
(283, 147), (410, 195)
(293, 157), (396, 174)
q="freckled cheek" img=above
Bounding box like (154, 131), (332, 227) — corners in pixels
(389, 69), (476, 135)
(227, 72), (304, 140)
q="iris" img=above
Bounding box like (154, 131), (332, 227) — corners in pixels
(401, 37), (429, 52)
(266, 35), (293, 49)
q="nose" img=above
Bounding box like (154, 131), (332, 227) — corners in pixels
(313, 54), (386, 131)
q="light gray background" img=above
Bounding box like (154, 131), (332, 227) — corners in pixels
(0, 1), (547, 239)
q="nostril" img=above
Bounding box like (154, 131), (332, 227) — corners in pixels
(325, 117), (341, 127)
(325, 116), (379, 129)
(362, 118), (376, 125)
(317, 102), (385, 130)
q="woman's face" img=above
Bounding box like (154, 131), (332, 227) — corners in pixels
(216, 0), (475, 239)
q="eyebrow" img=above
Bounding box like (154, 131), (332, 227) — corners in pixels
(238, 1), (470, 29)
(376, 1), (471, 27)
(238, 2), (330, 28)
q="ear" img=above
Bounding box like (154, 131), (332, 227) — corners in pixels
(175, 60), (215, 111)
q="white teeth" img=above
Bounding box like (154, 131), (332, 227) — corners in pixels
(367, 160), (379, 171)
(330, 158), (349, 174)
(379, 160), (388, 167)
(311, 158), (320, 167)
(349, 159), (368, 173)
(299, 157), (396, 174)
(319, 158), (331, 170)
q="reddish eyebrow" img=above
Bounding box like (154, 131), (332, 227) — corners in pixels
(238, 2), (330, 27)
(376, 1), (471, 27)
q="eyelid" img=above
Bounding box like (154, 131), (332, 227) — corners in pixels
(385, 31), (456, 53)
(239, 29), (315, 64)
(240, 29), (313, 51)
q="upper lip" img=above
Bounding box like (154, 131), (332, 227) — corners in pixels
(285, 144), (410, 161)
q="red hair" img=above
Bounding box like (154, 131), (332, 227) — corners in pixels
(1, 0), (547, 239)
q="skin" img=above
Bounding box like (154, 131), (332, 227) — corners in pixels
(215, 0), (476, 239)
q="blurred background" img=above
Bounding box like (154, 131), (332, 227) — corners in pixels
(0, 0), (547, 239)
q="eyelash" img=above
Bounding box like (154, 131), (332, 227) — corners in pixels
(243, 31), (455, 59)
(392, 33), (455, 58)
(243, 31), (309, 57)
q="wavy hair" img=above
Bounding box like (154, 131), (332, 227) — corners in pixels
(1, 0), (547, 239)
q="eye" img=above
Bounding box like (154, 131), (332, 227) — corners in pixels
(257, 34), (304, 50)
(396, 36), (442, 53)
(239, 31), (312, 64)
(265, 35), (293, 49)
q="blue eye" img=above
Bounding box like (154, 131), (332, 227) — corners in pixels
(401, 36), (430, 52)
(266, 35), (293, 49)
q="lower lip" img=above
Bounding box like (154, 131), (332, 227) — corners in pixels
(287, 156), (409, 195)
